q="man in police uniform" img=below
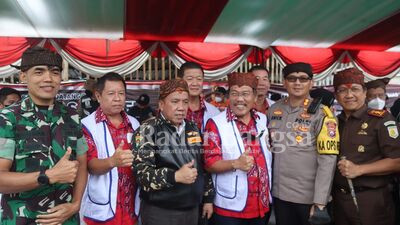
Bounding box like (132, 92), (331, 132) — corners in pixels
(267, 62), (339, 225)
(0, 47), (88, 225)
(332, 68), (400, 225)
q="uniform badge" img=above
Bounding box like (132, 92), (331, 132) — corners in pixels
(304, 99), (310, 107)
(187, 136), (201, 144)
(295, 135), (303, 143)
(361, 123), (368, 129)
(298, 125), (309, 132)
(300, 112), (311, 119)
(358, 145), (365, 153)
(387, 126), (399, 139)
(325, 121), (337, 138)
(187, 131), (199, 137)
(357, 130), (367, 135)
(273, 110), (283, 115)
(135, 134), (143, 144)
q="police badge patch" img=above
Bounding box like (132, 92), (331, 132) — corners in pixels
(325, 121), (337, 138)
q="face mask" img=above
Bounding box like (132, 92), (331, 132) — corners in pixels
(215, 96), (222, 103)
(368, 97), (386, 110)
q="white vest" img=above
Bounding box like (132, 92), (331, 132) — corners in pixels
(81, 112), (140, 221)
(202, 101), (220, 132)
(211, 110), (272, 211)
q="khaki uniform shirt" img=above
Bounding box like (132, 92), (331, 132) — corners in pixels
(268, 98), (338, 205)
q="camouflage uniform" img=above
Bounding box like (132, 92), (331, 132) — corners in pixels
(0, 97), (87, 225)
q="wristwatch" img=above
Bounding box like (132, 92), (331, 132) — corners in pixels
(37, 168), (50, 186)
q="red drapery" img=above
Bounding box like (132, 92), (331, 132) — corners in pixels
(165, 42), (250, 70)
(273, 46), (344, 73)
(125, 0), (228, 42)
(0, 37), (41, 66)
(247, 48), (272, 64)
(52, 39), (153, 67)
(349, 50), (400, 76)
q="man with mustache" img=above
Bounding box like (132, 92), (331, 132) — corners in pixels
(267, 62), (339, 225)
(81, 73), (140, 225)
(178, 62), (220, 133)
(332, 68), (400, 225)
(132, 79), (214, 225)
(0, 47), (88, 225)
(204, 72), (272, 225)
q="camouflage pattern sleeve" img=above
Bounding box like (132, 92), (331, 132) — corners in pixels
(0, 108), (16, 160)
(132, 124), (176, 192)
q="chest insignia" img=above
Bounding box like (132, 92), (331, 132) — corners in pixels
(358, 145), (365, 153)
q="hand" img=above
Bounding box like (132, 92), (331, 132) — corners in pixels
(111, 141), (134, 167)
(232, 148), (254, 172)
(338, 158), (363, 179)
(202, 203), (213, 219)
(46, 147), (79, 184)
(36, 202), (79, 225)
(309, 204), (325, 218)
(175, 160), (198, 184)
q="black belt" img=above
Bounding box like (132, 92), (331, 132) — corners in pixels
(334, 185), (386, 194)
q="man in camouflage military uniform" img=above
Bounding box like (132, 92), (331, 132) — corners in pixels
(0, 47), (88, 225)
(132, 79), (214, 225)
(268, 62), (339, 225)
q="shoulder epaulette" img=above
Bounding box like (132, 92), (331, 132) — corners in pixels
(368, 109), (386, 118)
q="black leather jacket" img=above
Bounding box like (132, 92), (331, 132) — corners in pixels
(132, 115), (214, 209)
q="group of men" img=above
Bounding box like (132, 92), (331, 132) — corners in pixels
(0, 46), (399, 225)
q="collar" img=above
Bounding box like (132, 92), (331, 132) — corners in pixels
(226, 106), (259, 122)
(159, 113), (186, 135)
(95, 107), (131, 126)
(21, 96), (62, 117)
(338, 105), (367, 121)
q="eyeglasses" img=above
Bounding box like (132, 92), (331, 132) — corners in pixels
(285, 76), (311, 83)
(336, 86), (364, 95)
(229, 91), (253, 98)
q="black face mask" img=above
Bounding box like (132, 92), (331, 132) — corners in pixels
(85, 90), (93, 98)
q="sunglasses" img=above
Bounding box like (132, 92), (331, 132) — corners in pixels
(285, 76), (311, 83)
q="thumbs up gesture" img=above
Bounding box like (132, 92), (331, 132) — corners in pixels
(233, 148), (254, 172)
(111, 141), (134, 167)
(46, 147), (79, 184)
(175, 160), (198, 184)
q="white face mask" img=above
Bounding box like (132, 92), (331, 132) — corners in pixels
(215, 96), (222, 103)
(368, 97), (386, 110)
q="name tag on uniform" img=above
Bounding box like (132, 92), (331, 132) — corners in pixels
(187, 136), (201, 144)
